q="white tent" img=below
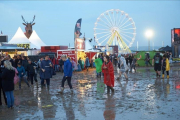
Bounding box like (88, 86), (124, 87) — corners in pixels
(9, 27), (30, 44)
(29, 30), (46, 49)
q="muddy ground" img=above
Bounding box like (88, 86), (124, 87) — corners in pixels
(0, 63), (180, 120)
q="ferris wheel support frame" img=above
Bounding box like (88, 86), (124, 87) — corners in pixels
(107, 31), (131, 53)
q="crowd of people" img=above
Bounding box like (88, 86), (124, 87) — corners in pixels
(93, 52), (171, 95)
(0, 51), (172, 109)
(78, 56), (93, 71)
(0, 54), (53, 109)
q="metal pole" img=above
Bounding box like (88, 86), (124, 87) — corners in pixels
(148, 39), (150, 51)
(137, 41), (138, 51)
(94, 37), (95, 50)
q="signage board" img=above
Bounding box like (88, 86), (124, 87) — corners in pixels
(57, 50), (75, 60)
(17, 44), (30, 49)
(75, 38), (85, 51)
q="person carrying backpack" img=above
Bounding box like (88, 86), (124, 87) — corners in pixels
(152, 53), (163, 78)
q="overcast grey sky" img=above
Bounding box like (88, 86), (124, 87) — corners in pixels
(0, 1), (180, 48)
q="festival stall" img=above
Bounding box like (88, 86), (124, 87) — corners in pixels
(8, 27), (46, 56)
(57, 38), (85, 61)
(57, 38), (98, 65)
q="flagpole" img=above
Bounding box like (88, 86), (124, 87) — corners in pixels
(137, 41), (138, 51)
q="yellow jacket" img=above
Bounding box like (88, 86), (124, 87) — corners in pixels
(166, 58), (170, 71)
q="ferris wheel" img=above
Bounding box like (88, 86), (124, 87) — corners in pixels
(94, 9), (136, 53)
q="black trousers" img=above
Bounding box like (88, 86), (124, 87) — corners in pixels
(60, 65), (63, 72)
(129, 61), (132, 66)
(61, 76), (72, 89)
(29, 73), (37, 85)
(0, 80), (7, 105)
(41, 78), (50, 86)
(126, 61), (128, 66)
(27, 71), (29, 80)
(162, 68), (169, 75)
(146, 60), (152, 66)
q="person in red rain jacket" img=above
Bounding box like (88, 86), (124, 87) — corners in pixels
(102, 55), (115, 94)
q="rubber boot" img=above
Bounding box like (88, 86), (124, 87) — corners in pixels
(162, 74), (164, 79)
(167, 75), (169, 79)
(70, 89), (74, 94)
(36, 82), (38, 87)
(107, 86), (110, 94)
(110, 87), (114, 93)
(58, 87), (64, 94)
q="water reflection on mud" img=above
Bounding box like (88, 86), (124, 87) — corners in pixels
(0, 65), (180, 119)
(104, 94), (116, 120)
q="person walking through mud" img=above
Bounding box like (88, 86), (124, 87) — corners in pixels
(17, 63), (30, 89)
(114, 54), (118, 67)
(85, 56), (90, 71)
(102, 55), (114, 94)
(0, 57), (7, 106)
(38, 57), (44, 86)
(125, 55), (129, 66)
(117, 55), (128, 80)
(162, 54), (170, 79)
(1, 60), (15, 109)
(95, 56), (103, 77)
(145, 53), (152, 66)
(131, 55), (141, 72)
(40, 55), (53, 88)
(21, 56), (28, 79)
(27, 59), (38, 86)
(129, 54), (133, 66)
(152, 53), (163, 78)
(59, 55), (73, 94)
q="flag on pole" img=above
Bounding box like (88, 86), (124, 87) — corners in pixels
(74, 18), (82, 41)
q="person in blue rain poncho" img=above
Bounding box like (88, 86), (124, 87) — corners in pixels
(85, 56), (90, 71)
(40, 55), (53, 88)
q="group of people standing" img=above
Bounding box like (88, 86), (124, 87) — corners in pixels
(152, 52), (171, 79)
(78, 56), (91, 71)
(0, 54), (53, 109)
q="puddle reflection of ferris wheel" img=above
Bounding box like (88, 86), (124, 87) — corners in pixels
(94, 9), (136, 53)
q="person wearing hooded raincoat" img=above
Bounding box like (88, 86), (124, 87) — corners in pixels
(117, 55), (128, 80)
(71, 60), (78, 71)
(95, 56), (103, 77)
(162, 54), (170, 79)
(78, 58), (83, 70)
(40, 55), (53, 88)
(102, 56), (114, 94)
(81, 60), (85, 70)
(85, 57), (90, 71)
